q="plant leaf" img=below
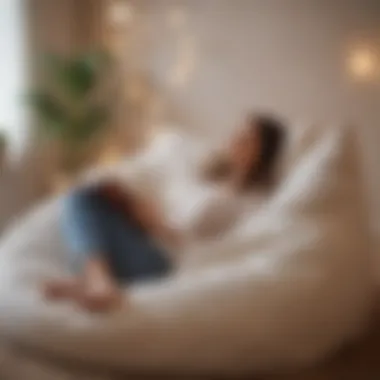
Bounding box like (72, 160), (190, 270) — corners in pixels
(26, 91), (68, 136)
(76, 105), (108, 141)
(81, 50), (112, 74)
(64, 60), (96, 98)
(27, 50), (111, 144)
(62, 51), (111, 99)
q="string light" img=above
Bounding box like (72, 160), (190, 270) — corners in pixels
(107, 1), (134, 27)
(169, 35), (197, 87)
(347, 45), (379, 81)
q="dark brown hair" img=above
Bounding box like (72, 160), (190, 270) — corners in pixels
(203, 114), (286, 188)
(245, 114), (286, 187)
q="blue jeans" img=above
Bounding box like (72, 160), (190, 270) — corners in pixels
(62, 187), (172, 283)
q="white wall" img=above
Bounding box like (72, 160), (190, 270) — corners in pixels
(0, 1), (379, 232)
(0, 0), (26, 158)
(125, 0), (380, 229)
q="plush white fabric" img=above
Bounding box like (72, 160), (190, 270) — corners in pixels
(0, 343), (115, 380)
(0, 125), (376, 375)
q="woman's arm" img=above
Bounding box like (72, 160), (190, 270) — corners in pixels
(129, 191), (184, 249)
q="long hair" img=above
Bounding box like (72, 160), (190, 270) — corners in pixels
(203, 114), (286, 189)
(245, 115), (286, 187)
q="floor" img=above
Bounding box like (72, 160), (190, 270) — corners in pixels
(15, 326), (379, 380)
(10, 306), (380, 380)
(265, 311), (380, 380)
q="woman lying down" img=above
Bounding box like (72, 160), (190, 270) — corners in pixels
(43, 113), (287, 313)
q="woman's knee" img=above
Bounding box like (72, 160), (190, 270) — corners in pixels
(62, 186), (107, 259)
(64, 186), (103, 218)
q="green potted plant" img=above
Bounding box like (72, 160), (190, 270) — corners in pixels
(27, 50), (112, 175)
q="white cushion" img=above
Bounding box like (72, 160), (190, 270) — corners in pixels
(0, 124), (375, 375)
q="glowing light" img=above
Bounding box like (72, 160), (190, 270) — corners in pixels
(347, 46), (378, 80)
(108, 1), (134, 27)
(169, 35), (197, 88)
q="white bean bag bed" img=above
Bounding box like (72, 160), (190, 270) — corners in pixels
(0, 124), (376, 375)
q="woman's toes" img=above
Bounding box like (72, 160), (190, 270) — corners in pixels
(43, 278), (79, 301)
(79, 286), (124, 313)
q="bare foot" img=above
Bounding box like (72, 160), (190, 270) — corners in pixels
(79, 280), (124, 313)
(43, 278), (80, 301)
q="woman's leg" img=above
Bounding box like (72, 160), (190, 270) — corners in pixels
(44, 259), (121, 312)
(45, 186), (171, 311)
(44, 187), (119, 307)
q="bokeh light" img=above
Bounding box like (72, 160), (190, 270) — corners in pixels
(347, 45), (379, 81)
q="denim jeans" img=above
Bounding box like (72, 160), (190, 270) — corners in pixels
(62, 187), (172, 283)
